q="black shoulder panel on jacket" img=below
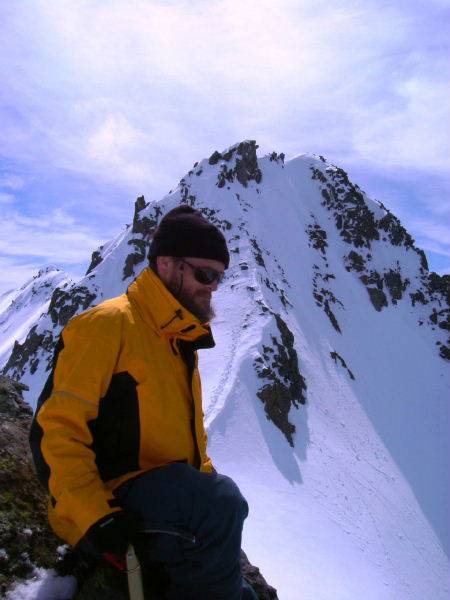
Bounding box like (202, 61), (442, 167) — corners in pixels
(88, 371), (140, 482)
(29, 335), (65, 489)
(177, 340), (202, 469)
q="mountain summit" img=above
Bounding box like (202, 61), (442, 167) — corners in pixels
(1, 141), (449, 599)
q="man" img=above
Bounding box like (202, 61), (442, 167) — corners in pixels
(30, 205), (257, 599)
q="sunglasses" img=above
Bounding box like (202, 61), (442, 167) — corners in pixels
(180, 258), (224, 285)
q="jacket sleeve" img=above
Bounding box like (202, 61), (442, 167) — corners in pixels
(202, 429), (214, 473)
(192, 365), (214, 473)
(32, 308), (123, 546)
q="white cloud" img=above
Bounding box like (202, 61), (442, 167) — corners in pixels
(0, 0), (449, 278)
(0, 208), (103, 264)
(409, 219), (450, 259)
(0, 174), (25, 190)
(0, 258), (43, 296)
(2, 0), (449, 184)
(0, 193), (15, 204)
(84, 114), (151, 185)
(352, 75), (450, 172)
(419, 241), (450, 260)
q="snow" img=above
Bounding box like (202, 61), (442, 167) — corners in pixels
(5, 568), (76, 600)
(0, 266), (72, 366)
(1, 147), (449, 599)
(196, 152), (449, 599)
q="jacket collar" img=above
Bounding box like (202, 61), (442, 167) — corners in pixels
(127, 267), (215, 344)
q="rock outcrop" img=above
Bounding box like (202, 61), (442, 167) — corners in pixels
(0, 376), (60, 595)
(208, 141), (263, 188)
(309, 161), (450, 357)
(254, 314), (307, 446)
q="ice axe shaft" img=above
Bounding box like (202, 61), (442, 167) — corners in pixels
(126, 544), (145, 600)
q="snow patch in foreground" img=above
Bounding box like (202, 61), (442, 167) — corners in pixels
(5, 568), (76, 600)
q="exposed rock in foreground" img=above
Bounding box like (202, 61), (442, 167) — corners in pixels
(0, 375), (61, 594)
(0, 376), (277, 599)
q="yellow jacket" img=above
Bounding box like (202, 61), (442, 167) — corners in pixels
(30, 267), (214, 547)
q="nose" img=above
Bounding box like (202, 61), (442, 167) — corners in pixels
(206, 279), (218, 292)
(208, 281), (219, 292)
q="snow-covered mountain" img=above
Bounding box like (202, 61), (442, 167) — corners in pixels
(0, 266), (73, 369)
(1, 141), (449, 600)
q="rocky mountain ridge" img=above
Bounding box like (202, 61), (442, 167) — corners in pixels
(1, 140), (449, 599)
(0, 266), (73, 369)
(2, 141), (448, 421)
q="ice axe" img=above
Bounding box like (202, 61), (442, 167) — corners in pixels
(126, 544), (145, 600)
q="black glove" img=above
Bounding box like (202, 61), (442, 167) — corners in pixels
(87, 512), (138, 569)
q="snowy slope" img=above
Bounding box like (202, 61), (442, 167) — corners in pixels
(0, 266), (72, 368)
(1, 142), (449, 599)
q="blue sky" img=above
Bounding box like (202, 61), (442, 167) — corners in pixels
(1, 0), (449, 295)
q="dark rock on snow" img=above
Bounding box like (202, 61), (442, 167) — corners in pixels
(49, 286), (98, 328)
(86, 248), (104, 276)
(254, 314), (307, 446)
(330, 351), (355, 380)
(210, 141), (263, 189)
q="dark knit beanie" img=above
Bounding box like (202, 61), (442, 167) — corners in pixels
(149, 205), (230, 268)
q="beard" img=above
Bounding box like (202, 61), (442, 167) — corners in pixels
(166, 274), (215, 323)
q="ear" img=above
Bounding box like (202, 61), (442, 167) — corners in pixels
(156, 256), (173, 278)
(156, 256), (177, 284)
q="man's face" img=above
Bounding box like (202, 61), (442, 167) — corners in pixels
(158, 256), (225, 323)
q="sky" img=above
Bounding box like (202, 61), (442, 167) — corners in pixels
(0, 0), (449, 296)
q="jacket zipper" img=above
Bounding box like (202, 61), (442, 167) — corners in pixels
(160, 309), (183, 330)
(141, 528), (197, 544)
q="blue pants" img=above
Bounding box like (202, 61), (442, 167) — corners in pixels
(115, 463), (258, 600)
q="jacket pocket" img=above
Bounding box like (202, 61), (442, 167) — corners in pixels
(136, 524), (197, 564)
